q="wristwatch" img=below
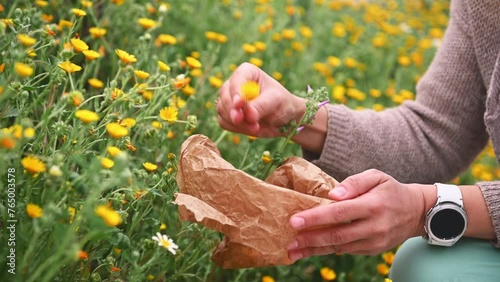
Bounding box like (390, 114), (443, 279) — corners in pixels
(423, 183), (468, 246)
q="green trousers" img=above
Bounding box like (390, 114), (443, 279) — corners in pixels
(389, 237), (500, 282)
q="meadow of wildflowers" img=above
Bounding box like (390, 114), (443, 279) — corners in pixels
(0, 0), (496, 281)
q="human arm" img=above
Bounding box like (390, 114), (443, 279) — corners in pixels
(285, 169), (496, 260)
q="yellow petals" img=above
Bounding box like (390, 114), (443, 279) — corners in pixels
(95, 205), (122, 226)
(89, 27), (107, 38)
(115, 49), (137, 64)
(138, 18), (157, 29)
(0, 63), (5, 72)
(134, 70), (150, 79)
(157, 60), (170, 72)
(159, 106), (178, 123)
(17, 34), (37, 47)
(157, 34), (177, 45)
(107, 146), (123, 157)
(101, 157), (115, 169)
(70, 38), (88, 52)
(72, 8), (86, 17)
(320, 267), (337, 281)
(240, 81), (260, 102)
(0, 136), (16, 149)
(106, 123), (129, 139)
(120, 118), (136, 128)
(186, 56), (202, 69)
(58, 61), (82, 73)
(15, 62), (34, 77)
(88, 78), (104, 88)
(75, 109), (99, 123)
(22, 156), (46, 174)
(143, 162), (158, 172)
(209, 76), (223, 88)
(26, 204), (43, 218)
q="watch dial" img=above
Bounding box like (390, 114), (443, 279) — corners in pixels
(430, 209), (466, 239)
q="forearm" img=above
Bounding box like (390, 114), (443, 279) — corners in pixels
(412, 184), (495, 240)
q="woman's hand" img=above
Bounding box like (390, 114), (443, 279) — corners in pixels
(287, 169), (432, 260)
(217, 63), (306, 138)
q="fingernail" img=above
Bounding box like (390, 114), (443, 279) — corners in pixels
(286, 240), (298, 250)
(329, 186), (346, 198)
(289, 251), (303, 262)
(290, 217), (304, 229)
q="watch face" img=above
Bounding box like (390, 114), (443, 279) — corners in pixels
(430, 209), (466, 239)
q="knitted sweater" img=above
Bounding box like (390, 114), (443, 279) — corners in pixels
(303, 0), (500, 245)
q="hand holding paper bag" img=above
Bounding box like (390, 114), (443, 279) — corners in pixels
(174, 134), (339, 268)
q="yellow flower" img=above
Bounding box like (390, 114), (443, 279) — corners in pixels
(101, 157), (115, 169)
(167, 130), (175, 139)
(89, 27), (107, 38)
(159, 106), (178, 122)
(72, 8), (87, 17)
(15, 63), (34, 77)
(143, 162), (158, 172)
(242, 43), (257, 54)
(382, 251), (395, 265)
(190, 68), (202, 77)
(70, 38), (88, 52)
(320, 267), (337, 281)
(249, 57), (263, 67)
(120, 118), (136, 128)
(272, 71), (282, 80)
(75, 109), (99, 123)
(17, 34), (37, 47)
(332, 22), (346, 37)
(58, 61), (82, 73)
(262, 276), (275, 282)
(343, 57), (358, 68)
(261, 151), (272, 163)
(82, 50), (101, 60)
(111, 88), (124, 100)
(142, 90), (153, 101)
(160, 223), (167, 230)
(158, 60), (170, 71)
(209, 76), (223, 88)
(115, 49), (137, 64)
(35, 0), (49, 7)
(138, 18), (157, 29)
(281, 29), (296, 40)
(107, 146), (123, 157)
(186, 56), (202, 69)
(377, 263), (390, 275)
(95, 205), (122, 226)
(216, 33), (228, 44)
(26, 204), (43, 218)
(151, 121), (162, 129)
(81, 0), (93, 8)
(156, 34), (177, 45)
(134, 70), (150, 79)
(240, 81), (260, 102)
(0, 136), (16, 149)
(398, 55), (411, 66)
(106, 123), (129, 139)
(0, 63), (5, 72)
(22, 156), (46, 174)
(27, 49), (36, 57)
(111, 0), (125, 5)
(300, 25), (313, 38)
(86, 78), (103, 89)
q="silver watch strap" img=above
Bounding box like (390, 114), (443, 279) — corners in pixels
(435, 183), (463, 207)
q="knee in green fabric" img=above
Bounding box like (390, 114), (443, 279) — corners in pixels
(389, 237), (500, 282)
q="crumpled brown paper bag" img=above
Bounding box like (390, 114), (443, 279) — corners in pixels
(174, 134), (339, 269)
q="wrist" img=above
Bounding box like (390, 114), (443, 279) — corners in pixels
(408, 183), (437, 237)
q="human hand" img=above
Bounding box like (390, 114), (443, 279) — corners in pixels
(217, 62), (306, 137)
(286, 169), (430, 260)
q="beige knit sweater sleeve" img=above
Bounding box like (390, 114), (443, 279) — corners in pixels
(302, 0), (500, 245)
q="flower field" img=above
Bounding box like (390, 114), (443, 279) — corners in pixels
(0, 0), (497, 281)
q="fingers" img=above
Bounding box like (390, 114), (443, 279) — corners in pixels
(289, 199), (371, 232)
(287, 218), (387, 252)
(328, 169), (390, 201)
(228, 62), (261, 106)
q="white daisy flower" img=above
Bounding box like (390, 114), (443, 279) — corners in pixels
(152, 232), (179, 255)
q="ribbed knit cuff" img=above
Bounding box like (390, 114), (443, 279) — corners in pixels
(477, 181), (500, 248)
(301, 104), (354, 181)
